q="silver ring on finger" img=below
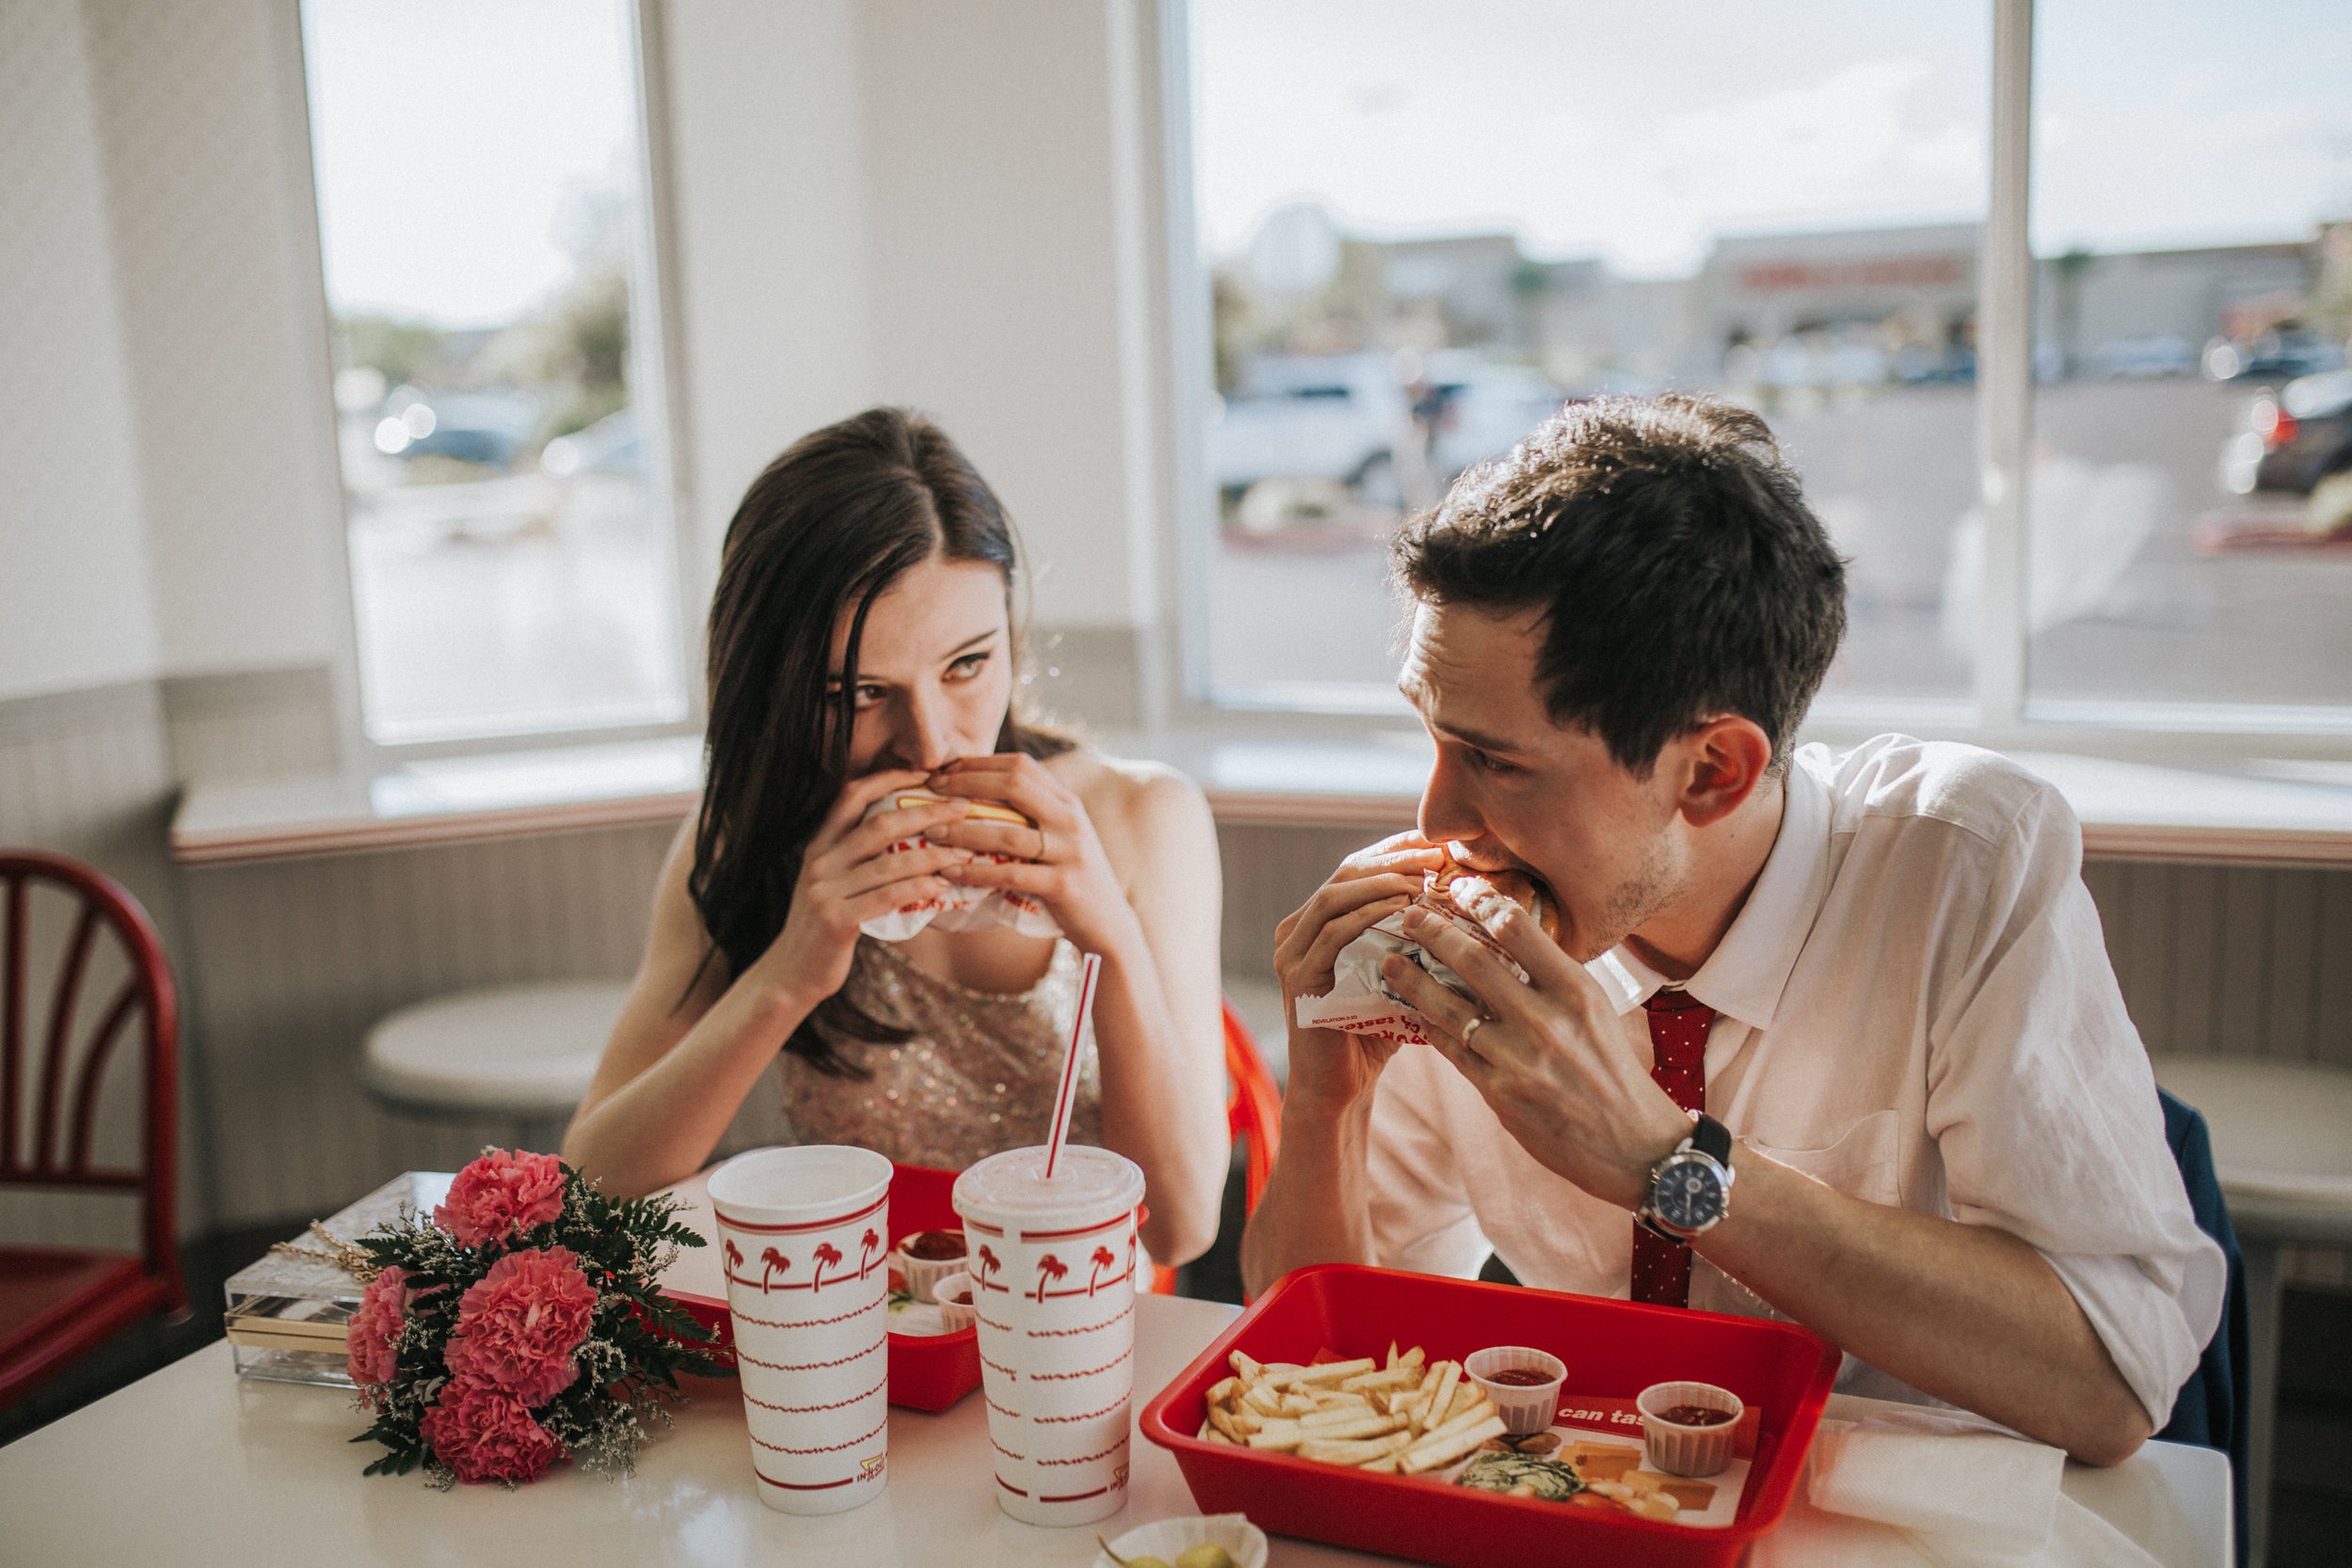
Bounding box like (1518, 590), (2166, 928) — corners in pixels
(1033, 824), (1050, 862)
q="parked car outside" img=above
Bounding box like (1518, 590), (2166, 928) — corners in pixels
(2203, 331), (2347, 383)
(1211, 353), (1401, 498)
(2219, 369), (2352, 497)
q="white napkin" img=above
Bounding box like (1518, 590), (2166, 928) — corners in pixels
(1749, 1410), (2167, 1568)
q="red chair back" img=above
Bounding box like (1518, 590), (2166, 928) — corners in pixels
(0, 851), (183, 1308)
(1150, 999), (1283, 1295)
(1223, 999), (1282, 1211)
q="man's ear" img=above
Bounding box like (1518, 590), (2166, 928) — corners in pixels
(1675, 717), (1773, 828)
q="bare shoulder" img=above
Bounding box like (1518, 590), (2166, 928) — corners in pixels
(1045, 750), (1214, 874)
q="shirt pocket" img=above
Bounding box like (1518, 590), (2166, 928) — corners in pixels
(1745, 1108), (1903, 1210)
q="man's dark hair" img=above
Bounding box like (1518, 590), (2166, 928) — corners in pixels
(1392, 391), (1846, 777)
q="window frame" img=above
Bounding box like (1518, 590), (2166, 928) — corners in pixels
(298, 0), (707, 767)
(1152, 0), (2352, 767)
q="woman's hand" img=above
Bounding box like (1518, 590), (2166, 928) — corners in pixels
(1273, 831), (1446, 1115)
(922, 754), (1139, 956)
(744, 768), (977, 1011)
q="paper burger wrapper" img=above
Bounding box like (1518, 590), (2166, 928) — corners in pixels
(1293, 902), (1530, 1047)
(855, 789), (1062, 942)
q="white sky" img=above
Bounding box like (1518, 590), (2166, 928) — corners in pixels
(302, 0), (635, 328)
(1192, 0), (2352, 275)
(297, 1), (2352, 325)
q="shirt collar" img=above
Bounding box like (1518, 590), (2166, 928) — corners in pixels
(1584, 755), (1832, 1029)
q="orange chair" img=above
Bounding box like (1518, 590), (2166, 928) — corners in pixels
(0, 851), (186, 1410)
(1150, 999), (1283, 1295)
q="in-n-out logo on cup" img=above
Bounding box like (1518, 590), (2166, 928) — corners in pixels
(954, 1145), (1149, 1528)
(707, 1146), (895, 1516)
(718, 1226), (888, 1295)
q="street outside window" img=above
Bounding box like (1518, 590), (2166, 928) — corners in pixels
(302, 0), (687, 745)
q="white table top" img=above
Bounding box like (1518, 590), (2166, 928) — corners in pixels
(0, 1294), (2228, 1567)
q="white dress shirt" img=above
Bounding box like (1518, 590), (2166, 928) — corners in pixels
(1364, 735), (2227, 1425)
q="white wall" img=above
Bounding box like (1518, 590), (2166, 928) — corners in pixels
(0, 0), (159, 702)
(660, 0), (878, 608)
(857, 0), (1166, 636)
(80, 0), (343, 682)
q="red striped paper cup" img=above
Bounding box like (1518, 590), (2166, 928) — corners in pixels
(954, 1145), (1147, 1527)
(708, 1146), (893, 1514)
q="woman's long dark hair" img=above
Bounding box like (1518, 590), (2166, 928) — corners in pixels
(691, 407), (1072, 1075)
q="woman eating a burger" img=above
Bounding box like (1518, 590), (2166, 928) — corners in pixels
(563, 408), (1229, 1267)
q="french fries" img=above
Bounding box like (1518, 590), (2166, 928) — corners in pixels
(1197, 1340), (1503, 1481)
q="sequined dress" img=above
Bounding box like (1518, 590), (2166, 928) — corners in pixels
(782, 935), (1103, 1171)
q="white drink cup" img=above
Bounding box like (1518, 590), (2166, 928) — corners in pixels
(707, 1145), (893, 1515)
(952, 1144), (1147, 1527)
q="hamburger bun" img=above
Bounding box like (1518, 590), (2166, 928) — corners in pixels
(1424, 857), (1563, 942)
(883, 788), (1035, 830)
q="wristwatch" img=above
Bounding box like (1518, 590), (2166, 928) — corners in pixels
(1635, 1112), (1736, 1242)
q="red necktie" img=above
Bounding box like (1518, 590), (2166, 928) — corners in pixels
(1629, 989), (1715, 1307)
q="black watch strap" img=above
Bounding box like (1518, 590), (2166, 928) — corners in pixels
(1688, 1111), (1732, 1165)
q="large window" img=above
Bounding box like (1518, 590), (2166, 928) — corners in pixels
(2026, 0), (2352, 723)
(1184, 0), (2352, 737)
(302, 0), (688, 746)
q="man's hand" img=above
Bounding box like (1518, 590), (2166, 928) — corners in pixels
(1273, 832), (1444, 1115)
(1377, 886), (1689, 1211)
(1242, 832), (1443, 1297)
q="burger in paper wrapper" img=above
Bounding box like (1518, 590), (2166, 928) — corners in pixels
(857, 788), (1062, 942)
(1294, 856), (1560, 1047)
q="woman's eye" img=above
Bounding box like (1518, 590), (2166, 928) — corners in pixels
(829, 681), (887, 710)
(946, 652), (991, 681)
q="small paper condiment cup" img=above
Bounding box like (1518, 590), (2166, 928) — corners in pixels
(1464, 1345), (1566, 1436)
(894, 1228), (965, 1304)
(1636, 1380), (1744, 1477)
(930, 1270), (978, 1332)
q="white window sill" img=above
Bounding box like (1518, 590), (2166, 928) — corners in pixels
(170, 731), (2352, 868)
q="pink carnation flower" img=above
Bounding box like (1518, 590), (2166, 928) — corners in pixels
(420, 1378), (563, 1485)
(435, 1148), (567, 1247)
(345, 1265), (411, 1391)
(442, 1245), (599, 1407)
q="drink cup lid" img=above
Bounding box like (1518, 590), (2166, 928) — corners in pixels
(953, 1145), (1144, 1230)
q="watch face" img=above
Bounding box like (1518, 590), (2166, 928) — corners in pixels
(1651, 1154), (1726, 1232)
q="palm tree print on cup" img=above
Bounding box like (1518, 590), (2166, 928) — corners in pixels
(976, 1243), (1005, 1293)
(759, 1245), (790, 1293)
(811, 1240), (846, 1292)
(723, 1237), (743, 1277)
(1032, 1253), (1069, 1303)
(1087, 1244), (1120, 1296)
(858, 1227), (882, 1280)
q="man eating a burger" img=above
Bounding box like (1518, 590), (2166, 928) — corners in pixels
(1241, 393), (2222, 1466)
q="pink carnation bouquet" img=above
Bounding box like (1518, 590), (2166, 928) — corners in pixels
(346, 1148), (719, 1487)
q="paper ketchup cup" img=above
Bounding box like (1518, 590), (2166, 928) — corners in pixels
(707, 1146), (893, 1514)
(895, 1227), (966, 1304)
(931, 1270), (979, 1333)
(1636, 1380), (1744, 1478)
(1464, 1345), (1566, 1436)
(953, 1145), (1147, 1527)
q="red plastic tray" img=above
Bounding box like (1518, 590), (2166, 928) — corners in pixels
(1139, 1264), (1839, 1568)
(661, 1161), (982, 1413)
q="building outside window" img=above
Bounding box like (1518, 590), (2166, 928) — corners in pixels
(301, 0), (688, 747)
(1184, 0), (2352, 736)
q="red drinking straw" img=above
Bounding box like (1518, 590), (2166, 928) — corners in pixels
(1042, 952), (1102, 1180)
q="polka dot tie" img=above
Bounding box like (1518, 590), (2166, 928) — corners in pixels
(1630, 989), (1715, 1308)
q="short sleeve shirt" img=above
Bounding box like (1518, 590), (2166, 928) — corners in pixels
(1364, 736), (2227, 1425)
